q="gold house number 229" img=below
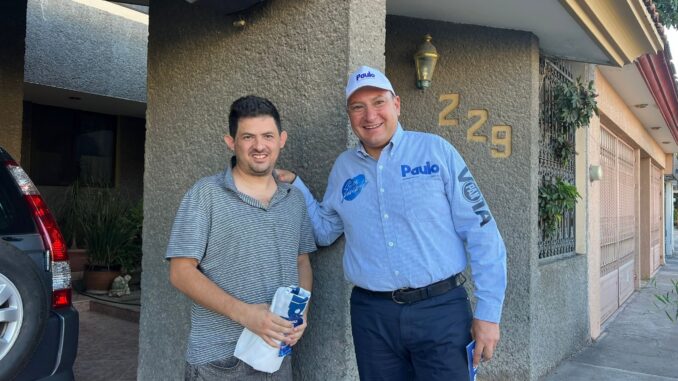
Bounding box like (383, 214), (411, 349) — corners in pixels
(438, 94), (512, 158)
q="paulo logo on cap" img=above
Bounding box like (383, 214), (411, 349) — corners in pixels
(356, 71), (376, 81)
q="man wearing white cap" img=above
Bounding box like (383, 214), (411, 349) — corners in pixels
(278, 66), (506, 380)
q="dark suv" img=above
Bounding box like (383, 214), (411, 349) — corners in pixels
(0, 147), (78, 380)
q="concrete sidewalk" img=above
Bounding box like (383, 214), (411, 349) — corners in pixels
(543, 256), (678, 380)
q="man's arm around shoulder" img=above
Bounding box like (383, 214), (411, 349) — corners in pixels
(169, 257), (293, 347)
(275, 169), (344, 246)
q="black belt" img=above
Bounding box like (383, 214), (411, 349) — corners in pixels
(355, 273), (466, 304)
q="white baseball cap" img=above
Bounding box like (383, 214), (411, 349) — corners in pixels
(345, 65), (395, 102)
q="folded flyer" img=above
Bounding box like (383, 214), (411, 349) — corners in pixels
(234, 286), (310, 373)
(466, 340), (478, 381)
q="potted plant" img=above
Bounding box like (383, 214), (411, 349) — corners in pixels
(80, 189), (141, 294)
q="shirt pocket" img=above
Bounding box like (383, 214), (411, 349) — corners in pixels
(400, 176), (448, 222)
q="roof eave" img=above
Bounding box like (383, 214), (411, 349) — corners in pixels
(560, 0), (663, 66)
(636, 53), (678, 145)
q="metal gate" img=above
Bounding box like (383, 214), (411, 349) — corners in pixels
(599, 127), (636, 322)
(650, 163), (662, 274)
(538, 56), (576, 259)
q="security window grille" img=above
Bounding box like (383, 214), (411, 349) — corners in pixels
(539, 56), (577, 259)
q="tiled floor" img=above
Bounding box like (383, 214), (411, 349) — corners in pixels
(73, 293), (140, 380)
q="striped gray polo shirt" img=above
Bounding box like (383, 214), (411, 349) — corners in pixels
(165, 164), (317, 364)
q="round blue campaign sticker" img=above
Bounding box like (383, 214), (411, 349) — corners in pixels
(342, 174), (367, 201)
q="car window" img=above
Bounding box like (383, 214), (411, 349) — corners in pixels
(0, 166), (34, 235)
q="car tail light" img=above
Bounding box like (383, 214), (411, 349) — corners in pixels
(5, 160), (72, 308)
(52, 288), (72, 309)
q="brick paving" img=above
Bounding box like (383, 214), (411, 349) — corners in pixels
(73, 294), (139, 381)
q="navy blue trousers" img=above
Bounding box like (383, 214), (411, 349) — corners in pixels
(350, 285), (473, 381)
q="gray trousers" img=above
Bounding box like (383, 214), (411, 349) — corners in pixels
(185, 355), (292, 381)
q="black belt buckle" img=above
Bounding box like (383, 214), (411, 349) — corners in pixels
(388, 273), (465, 304)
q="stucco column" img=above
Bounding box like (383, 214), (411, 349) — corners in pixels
(139, 1), (385, 380)
(0, 1), (26, 161)
(385, 17), (540, 380)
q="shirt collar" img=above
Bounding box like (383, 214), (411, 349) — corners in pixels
(222, 158), (238, 192)
(222, 158), (291, 202)
(390, 123), (404, 150)
(355, 123), (404, 158)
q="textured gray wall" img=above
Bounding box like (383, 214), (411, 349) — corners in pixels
(140, 0), (384, 379)
(0, 1), (27, 162)
(24, 0), (147, 102)
(386, 16), (539, 380)
(531, 255), (589, 378)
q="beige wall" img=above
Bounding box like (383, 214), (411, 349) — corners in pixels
(596, 69), (666, 166)
(665, 153), (674, 175)
(586, 108), (603, 338)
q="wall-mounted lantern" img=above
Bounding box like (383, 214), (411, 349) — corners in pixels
(414, 34), (439, 90)
(589, 165), (603, 182)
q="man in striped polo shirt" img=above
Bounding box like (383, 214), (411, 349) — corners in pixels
(166, 95), (317, 381)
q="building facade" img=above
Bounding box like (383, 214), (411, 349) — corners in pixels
(1, 0), (676, 380)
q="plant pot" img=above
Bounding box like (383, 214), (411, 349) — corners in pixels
(68, 248), (88, 281)
(83, 265), (121, 295)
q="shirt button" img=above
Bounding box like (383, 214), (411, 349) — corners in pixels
(380, 188), (384, 193)
(388, 241), (394, 247)
(379, 165), (384, 170)
(395, 270), (399, 275)
(384, 214), (389, 219)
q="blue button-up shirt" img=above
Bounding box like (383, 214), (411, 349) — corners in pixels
(294, 125), (507, 322)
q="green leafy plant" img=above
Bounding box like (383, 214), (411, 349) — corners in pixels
(539, 178), (581, 237)
(56, 181), (84, 248)
(553, 135), (576, 167)
(549, 77), (598, 165)
(650, 277), (678, 322)
(79, 189), (141, 272)
(655, 0), (678, 29)
(554, 77), (599, 130)
(122, 201), (143, 271)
